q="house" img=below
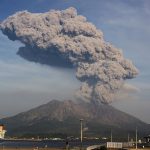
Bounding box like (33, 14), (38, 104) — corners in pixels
(0, 124), (6, 139)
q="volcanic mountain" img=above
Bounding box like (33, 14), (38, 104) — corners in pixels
(1, 100), (149, 138)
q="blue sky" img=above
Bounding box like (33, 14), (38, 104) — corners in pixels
(0, 0), (150, 123)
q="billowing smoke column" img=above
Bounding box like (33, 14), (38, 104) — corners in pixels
(0, 7), (138, 104)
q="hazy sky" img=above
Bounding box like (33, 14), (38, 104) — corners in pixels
(0, 0), (150, 123)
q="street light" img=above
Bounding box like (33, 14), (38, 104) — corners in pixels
(80, 119), (83, 150)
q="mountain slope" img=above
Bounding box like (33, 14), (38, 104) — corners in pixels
(0, 100), (150, 138)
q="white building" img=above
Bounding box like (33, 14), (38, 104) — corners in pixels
(0, 125), (6, 139)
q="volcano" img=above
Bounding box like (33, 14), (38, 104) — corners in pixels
(0, 100), (149, 138)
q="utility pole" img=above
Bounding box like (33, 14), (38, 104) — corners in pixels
(80, 119), (83, 150)
(136, 127), (138, 150)
(128, 133), (130, 142)
(110, 129), (112, 142)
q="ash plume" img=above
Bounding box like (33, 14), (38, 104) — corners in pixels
(0, 7), (138, 104)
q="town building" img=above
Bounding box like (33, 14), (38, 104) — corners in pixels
(0, 124), (6, 139)
(144, 135), (150, 143)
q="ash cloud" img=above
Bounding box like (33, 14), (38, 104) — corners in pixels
(0, 7), (138, 104)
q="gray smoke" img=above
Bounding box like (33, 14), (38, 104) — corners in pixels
(0, 7), (138, 104)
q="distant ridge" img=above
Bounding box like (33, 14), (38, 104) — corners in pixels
(1, 100), (150, 138)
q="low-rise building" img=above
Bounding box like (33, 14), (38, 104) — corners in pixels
(0, 124), (6, 139)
